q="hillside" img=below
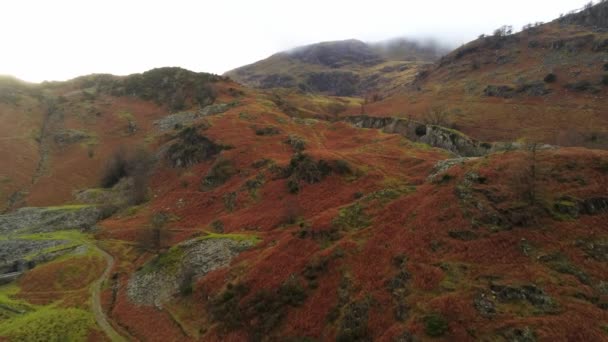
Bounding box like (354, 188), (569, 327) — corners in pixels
(353, 2), (608, 148)
(224, 39), (449, 97)
(0, 65), (607, 341)
(0, 3), (608, 342)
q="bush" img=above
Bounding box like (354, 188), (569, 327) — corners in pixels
(602, 74), (608, 86)
(286, 135), (307, 152)
(424, 314), (449, 337)
(100, 147), (155, 205)
(255, 126), (281, 136)
(332, 160), (353, 175)
(201, 159), (238, 191)
(544, 73), (557, 83)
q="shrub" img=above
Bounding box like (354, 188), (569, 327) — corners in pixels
(209, 283), (250, 329)
(179, 269), (195, 296)
(255, 126), (281, 136)
(211, 220), (224, 233)
(424, 314), (449, 337)
(100, 147), (155, 205)
(544, 73), (557, 83)
(201, 159), (238, 191)
(565, 80), (597, 92)
(286, 135), (307, 152)
(333, 203), (370, 231)
(337, 300), (371, 342)
(332, 160), (353, 175)
(602, 74), (608, 86)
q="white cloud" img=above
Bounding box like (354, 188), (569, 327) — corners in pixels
(0, 0), (588, 82)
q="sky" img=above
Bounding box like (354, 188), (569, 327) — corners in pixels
(0, 0), (589, 83)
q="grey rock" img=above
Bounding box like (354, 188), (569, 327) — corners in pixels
(155, 102), (237, 131)
(53, 129), (91, 146)
(345, 116), (495, 157)
(0, 205), (104, 234)
(127, 237), (256, 307)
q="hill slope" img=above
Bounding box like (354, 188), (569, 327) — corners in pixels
(0, 66), (607, 341)
(225, 39), (449, 97)
(354, 2), (608, 148)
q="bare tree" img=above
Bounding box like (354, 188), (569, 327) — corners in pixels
(139, 211), (171, 254)
(422, 106), (452, 127)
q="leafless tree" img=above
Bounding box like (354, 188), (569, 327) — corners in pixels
(422, 106), (452, 127)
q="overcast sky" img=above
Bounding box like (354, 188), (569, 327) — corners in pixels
(0, 0), (588, 83)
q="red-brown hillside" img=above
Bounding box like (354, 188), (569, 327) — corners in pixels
(354, 14), (608, 148)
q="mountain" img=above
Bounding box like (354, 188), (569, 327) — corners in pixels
(1, 4), (608, 342)
(354, 2), (608, 148)
(225, 38), (450, 97)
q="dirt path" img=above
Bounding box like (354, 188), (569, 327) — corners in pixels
(91, 245), (127, 342)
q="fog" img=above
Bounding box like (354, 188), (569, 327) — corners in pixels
(0, 0), (589, 82)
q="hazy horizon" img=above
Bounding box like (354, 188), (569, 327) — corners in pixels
(0, 0), (590, 83)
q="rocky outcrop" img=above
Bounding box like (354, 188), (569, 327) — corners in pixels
(345, 115), (496, 157)
(74, 178), (134, 208)
(53, 129), (91, 146)
(127, 236), (256, 307)
(154, 102), (238, 131)
(0, 205), (104, 234)
(428, 157), (478, 180)
(164, 127), (225, 168)
(0, 239), (66, 273)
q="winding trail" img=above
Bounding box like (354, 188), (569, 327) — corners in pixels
(90, 245), (127, 342)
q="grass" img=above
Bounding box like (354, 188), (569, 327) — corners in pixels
(0, 305), (97, 341)
(0, 285), (32, 320)
(16, 230), (91, 243)
(141, 246), (184, 275)
(43, 204), (93, 211)
(198, 231), (261, 244)
(333, 203), (371, 231)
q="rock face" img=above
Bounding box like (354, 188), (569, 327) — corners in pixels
(0, 205), (103, 234)
(154, 102), (237, 131)
(164, 127), (225, 168)
(127, 237), (256, 307)
(0, 239), (65, 273)
(345, 115), (495, 157)
(53, 129), (91, 146)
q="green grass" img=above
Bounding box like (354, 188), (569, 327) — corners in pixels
(43, 204), (93, 211)
(0, 285), (32, 320)
(0, 305), (97, 341)
(16, 230), (91, 242)
(198, 232), (261, 244)
(141, 246), (184, 275)
(333, 203), (371, 231)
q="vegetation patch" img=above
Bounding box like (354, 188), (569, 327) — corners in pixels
(200, 159), (238, 191)
(254, 126), (281, 136)
(167, 127), (224, 168)
(0, 306), (96, 341)
(333, 203), (371, 231)
(210, 278), (307, 339)
(539, 253), (591, 285)
(286, 135), (307, 152)
(198, 232), (261, 244)
(423, 313), (449, 337)
(141, 245), (184, 275)
(336, 299), (371, 342)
